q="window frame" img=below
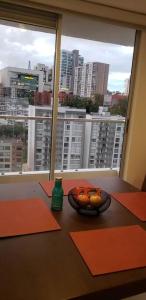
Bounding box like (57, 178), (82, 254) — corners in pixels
(0, 2), (140, 183)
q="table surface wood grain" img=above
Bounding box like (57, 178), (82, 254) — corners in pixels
(0, 176), (145, 300)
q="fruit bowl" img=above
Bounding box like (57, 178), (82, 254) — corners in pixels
(68, 186), (111, 216)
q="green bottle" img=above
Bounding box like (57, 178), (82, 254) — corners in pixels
(51, 177), (64, 211)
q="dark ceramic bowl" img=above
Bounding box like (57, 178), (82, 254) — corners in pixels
(68, 187), (111, 216)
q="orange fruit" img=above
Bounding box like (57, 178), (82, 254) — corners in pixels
(78, 194), (89, 205)
(90, 195), (102, 206)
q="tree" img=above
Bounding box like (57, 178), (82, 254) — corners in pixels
(109, 99), (128, 117)
(61, 94), (104, 113)
(0, 124), (28, 140)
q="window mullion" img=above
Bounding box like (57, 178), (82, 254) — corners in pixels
(50, 16), (62, 180)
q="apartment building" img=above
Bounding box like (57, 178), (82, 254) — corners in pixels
(60, 49), (84, 91)
(0, 138), (24, 172)
(27, 103), (124, 171)
(27, 105), (86, 171)
(74, 62), (109, 97)
(84, 114), (125, 169)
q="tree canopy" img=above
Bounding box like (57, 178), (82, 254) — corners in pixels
(61, 94), (104, 113)
(109, 99), (128, 117)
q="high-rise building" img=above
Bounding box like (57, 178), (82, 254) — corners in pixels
(74, 62), (109, 97)
(27, 105), (86, 171)
(84, 114), (125, 169)
(60, 49), (84, 91)
(74, 66), (83, 97)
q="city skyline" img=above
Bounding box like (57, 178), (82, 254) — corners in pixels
(0, 64), (126, 172)
(0, 24), (134, 92)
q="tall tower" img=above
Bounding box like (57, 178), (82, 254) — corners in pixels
(60, 49), (84, 91)
(28, 60), (31, 70)
(74, 62), (109, 97)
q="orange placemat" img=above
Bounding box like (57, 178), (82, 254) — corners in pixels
(40, 179), (95, 197)
(0, 198), (60, 238)
(111, 192), (146, 221)
(70, 225), (146, 276)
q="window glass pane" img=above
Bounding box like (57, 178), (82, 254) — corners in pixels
(55, 18), (135, 171)
(0, 20), (55, 173)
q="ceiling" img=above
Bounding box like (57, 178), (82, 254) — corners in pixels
(62, 12), (135, 46)
(83, 0), (146, 14)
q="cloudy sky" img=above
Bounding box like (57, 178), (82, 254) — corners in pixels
(0, 24), (134, 92)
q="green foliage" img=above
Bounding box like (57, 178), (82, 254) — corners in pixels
(109, 99), (128, 117)
(61, 94), (104, 113)
(0, 124), (27, 140)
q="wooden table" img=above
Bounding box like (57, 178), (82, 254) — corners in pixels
(0, 176), (145, 300)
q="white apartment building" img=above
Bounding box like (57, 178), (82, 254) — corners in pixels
(84, 114), (125, 169)
(27, 104), (124, 171)
(74, 62), (109, 97)
(27, 105), (86, 171)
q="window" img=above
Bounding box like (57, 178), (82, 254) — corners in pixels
(5, 164), (10, 168)
(64, 143), (69, 147)
(0, 6), (135, 176)
(113, 159), (117, 164)
(115, 138), (120, 142)
(64, 137), (69, 142)
(36, 149), (42, 153)
(115, 143), (119, 148)
(54, 14), (135, 172)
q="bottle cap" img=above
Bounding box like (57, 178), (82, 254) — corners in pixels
(55, 177), (62, 181)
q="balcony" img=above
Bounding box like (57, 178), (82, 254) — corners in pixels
(0, 112), (123, 183)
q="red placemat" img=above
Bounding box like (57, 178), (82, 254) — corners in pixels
(111, 192), (146, 221)
(40, 179), (95, 197)
(0, 198), (60, 238)
(70, 225), (146, 276)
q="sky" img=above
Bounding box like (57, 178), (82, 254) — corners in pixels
(0, 24), (134, 92)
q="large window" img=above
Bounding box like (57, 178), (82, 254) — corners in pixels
(0, 7), (136, 177)
(55, 14), (135, 171)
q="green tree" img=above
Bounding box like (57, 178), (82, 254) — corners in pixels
(110, 99), (128, 117)
(61, 94), (104, 113)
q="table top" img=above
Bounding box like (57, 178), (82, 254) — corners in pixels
(0, 176), (145, 300)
